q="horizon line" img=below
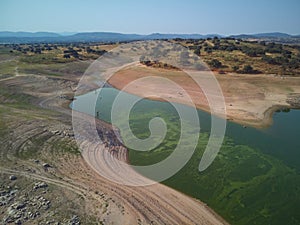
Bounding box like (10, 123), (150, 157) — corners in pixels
(0, 30), (299, 36)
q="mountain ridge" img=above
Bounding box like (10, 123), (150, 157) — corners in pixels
(0, 31), (299, 43)
(0, 31), (61, 38)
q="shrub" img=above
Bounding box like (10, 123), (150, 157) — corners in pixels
(209, 59), (222, 68)
(240, 65), (260, 74)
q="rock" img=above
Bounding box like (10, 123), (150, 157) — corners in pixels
(42, 163), (51, 168)
(17, 202), (26, 210)
(8, 208), (17, 215)
(11, 201), (26, 210)
(68, 215), (80, 225)
(287, 94), (300, 108)
(4, 216), (14, 223)
(14, 211), (22, 219)
(52, 130), (60, 135)
(33, 182), (48, 190)
(0, 190), (7, 196)
(28, 211), (33, 218)
(9, 175), (17, 181)
(10, 189), (18, 195)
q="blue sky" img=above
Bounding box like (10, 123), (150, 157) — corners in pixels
(1, 0), (300, 35)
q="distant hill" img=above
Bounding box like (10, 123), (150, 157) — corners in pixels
(0, 31), (299, 44)
(144, 33), (222, 40)
(254, 32), (292, 38)
(230, 32), (294, 39)
(229, 34), (256, 39)
(62, 32), (223, 42)
(69, 32), (143, 42)
(59, 32), (77, 36)
(0, 31), (61, 38)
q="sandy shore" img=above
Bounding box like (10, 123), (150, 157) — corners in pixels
(108, 64), (300, 128)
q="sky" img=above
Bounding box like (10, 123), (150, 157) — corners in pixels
(0, 0), (300, 35)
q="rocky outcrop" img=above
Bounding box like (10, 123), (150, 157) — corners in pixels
(287, 93), (300, 108)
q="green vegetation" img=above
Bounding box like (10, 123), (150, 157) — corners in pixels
(0, 85), (34, 104)
(7, 43), (108, 62)
(15, 133), (53, 159)
(0, 114), (8, 137)
(164, 138), (300, 225)
(0, 43), (105, 77)
(2, 38), (300, 76)
(179, 38), (300, 75)
(127, 109), (182, 165)
(124, 105), (300, 225)
(240, 64), (259, 74)
(208, 59), (223, 69)
(17, 60), (89, 77)
(51, 139), (80, 155)
(0, 60), (18, 75)
(0, 45), (95, 79)
(0, 83), (79, 162)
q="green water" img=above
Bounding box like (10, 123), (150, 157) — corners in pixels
(73, 87), (300, 225)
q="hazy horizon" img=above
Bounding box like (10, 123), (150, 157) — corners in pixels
(0, 30), (299, 36)
(1, 0), (300, 35)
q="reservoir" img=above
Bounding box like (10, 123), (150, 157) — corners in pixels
(73, 87), (300, 225)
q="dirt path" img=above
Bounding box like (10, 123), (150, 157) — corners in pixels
(0, 167), (87, 198)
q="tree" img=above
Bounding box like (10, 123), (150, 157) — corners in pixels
(209, 59), (222, 68)
(241, 46), (264, 57)
(265, 42), (283, 54)
(262, 55), (289, 65)
(204, 47), (212, 53)
(34, 49), (41, 54)
(260, 41), (266, 46)
(212, 36), (220, 44)
(242, 65), (254, 73)
(232, 65), (239, 72)
(71, 50), (79, 58)
(63, 54), (71, 59)
(288, 58), (300, 69)
(193, 46), (201, 56)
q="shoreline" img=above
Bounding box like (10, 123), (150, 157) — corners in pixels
(69, 64), (300, 224)
(107, 79), (285, 129)
(0, 71), (230, 224)
(72, 109), (229, 224)
(106, 65), (300, 129)
(71, 99), (229, 224)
